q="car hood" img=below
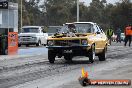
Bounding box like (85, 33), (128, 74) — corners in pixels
(48, 33), (93, 40)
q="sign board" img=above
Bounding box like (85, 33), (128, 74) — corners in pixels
(8, 32), (18, 55)
(0, 1), (8, 9)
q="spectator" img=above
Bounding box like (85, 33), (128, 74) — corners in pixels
(116, 28), (121, 43)
(67, 24), (76, 37)
(124, 24), (132, 47)
(106, 28), (113, 45)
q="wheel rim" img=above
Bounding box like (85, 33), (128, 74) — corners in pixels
(92, 46), (95, 60)
(93, 48), (95, 60)
(104, 47), (107, 58)
(5, 49), (8, 55)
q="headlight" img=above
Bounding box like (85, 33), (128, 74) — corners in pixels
(32, 37), (37, 40)
(81, 40), (88, 45)
(48, 40), (54, 46)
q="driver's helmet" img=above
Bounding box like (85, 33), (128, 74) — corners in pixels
(68, 24), (76, 33)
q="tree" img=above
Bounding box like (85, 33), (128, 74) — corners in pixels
(44, 0), (76, 25)
(12, 0), (42, 27)
(110, 1), (132, 31)
(11, 0), (132, 32)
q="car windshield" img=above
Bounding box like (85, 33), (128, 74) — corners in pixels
(59, 23), (93, 33)
(22, 28), (39, 33)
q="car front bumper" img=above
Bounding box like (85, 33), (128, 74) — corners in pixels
(47, 44), (91, 56)
(19, 41), (38, 45)
(46, 44), (91, 49)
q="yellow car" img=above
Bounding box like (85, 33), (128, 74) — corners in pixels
(46, 22), (108, 63)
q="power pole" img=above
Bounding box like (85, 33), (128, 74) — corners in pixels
(77, 0), (79, 22)
(21, 0), (23, 29)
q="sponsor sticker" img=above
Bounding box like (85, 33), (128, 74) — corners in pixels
(78, 67), (131, 86)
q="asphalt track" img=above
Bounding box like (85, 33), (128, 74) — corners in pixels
(0, 42), (132, 88)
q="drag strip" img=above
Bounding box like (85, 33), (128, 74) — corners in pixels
(0, 44), (131, 88)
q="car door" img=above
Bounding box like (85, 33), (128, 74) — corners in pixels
(98, 25), (107, 48)
(93, 24), (102, 50)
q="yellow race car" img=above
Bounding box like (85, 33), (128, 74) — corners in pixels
(46, 22), (108, 63)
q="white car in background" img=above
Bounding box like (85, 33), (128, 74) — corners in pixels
(18, 26), (48, 47)
(47, 26), (62, 36)
(121, 33), (125, 41)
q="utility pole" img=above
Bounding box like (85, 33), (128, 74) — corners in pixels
(43, 0), (47, 26)
(8, 1), (9, 33)
(77, 0), (79, 22)
(21, 0), (22, 29)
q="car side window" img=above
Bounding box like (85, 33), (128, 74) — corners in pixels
(98, 25), (104, 33)
(93, 25), (98, 33)
(96, 25), (101, 33)
(90, 25), (94, 33)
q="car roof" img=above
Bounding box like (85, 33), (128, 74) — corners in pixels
(22, 26), (44, 28)
(48, 26), (62, 27)
(73, 22), (96, 25)
(65, 23), (73, 24)
(64, 22), (96, 26)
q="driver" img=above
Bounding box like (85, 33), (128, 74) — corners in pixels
(67, 24), (76, 37)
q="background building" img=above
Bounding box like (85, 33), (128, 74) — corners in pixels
(0, 1), (18, 35)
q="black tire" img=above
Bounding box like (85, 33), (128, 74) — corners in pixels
(89, 44), (95, 63)
(43, 44), (46, 46)
(18, 44), (21, 47)
(26, 44), (29, 47)
(98, 46), (107, 61)
(48, 50), (56, 63)
(36, 40), (41, 46)
(4, 49), (8, 55)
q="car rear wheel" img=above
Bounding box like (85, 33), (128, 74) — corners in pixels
(89, 44), (95, 63)
(48, 50), (56, 63)
(98, 46), (107, 61)
(43, 44), (46, 46)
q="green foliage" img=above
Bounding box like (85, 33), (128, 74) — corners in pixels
(11, 0), (131, 32)
(110, 1), (132, 31)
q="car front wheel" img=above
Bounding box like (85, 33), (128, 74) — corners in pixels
(98, 46), (107, 61)
(89, 44), (95, 63)
(18, 44), (21, 47)
(48, 50), (56, 63)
